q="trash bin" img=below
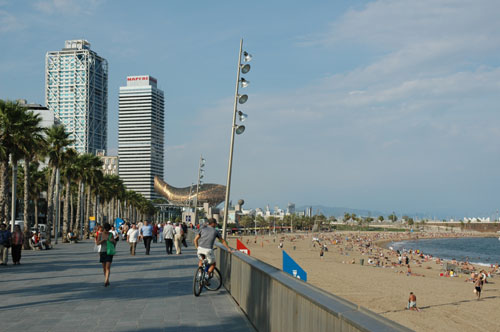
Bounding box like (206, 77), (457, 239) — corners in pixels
(360, 259), (364, 266)
(293, 246), (296, 250)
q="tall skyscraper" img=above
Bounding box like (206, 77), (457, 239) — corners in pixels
(45, 40), (108, 154)
(119, 75), (164, 200)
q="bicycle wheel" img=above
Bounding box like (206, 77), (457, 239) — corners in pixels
(193, 267), (204, 297)
(205, 267), (222, 291)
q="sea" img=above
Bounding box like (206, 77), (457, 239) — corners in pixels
(390, 237), (500, 266)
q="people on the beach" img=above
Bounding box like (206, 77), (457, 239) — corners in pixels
(406, 292), (420, 311)
(474, 276), (482, 300)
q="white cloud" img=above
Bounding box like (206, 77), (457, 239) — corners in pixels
(186, 0), (500, 214)
(0, 9), (23, 33)
(34, 0), (103, 15)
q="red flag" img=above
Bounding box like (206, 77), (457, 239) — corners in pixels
(236, 239), (251, 255)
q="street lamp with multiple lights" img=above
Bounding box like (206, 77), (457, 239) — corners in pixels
(194, 155), (205, 209)
(222, 39), (252, 240)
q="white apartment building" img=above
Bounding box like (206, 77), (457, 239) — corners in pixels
(96, 151), (119, 176)
(45, 39), (108, 154)
(119, 75), (164, 200)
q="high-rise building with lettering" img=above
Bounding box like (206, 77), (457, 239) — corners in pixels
(45, 40), (108, 154)
(119, 75), (164, 200)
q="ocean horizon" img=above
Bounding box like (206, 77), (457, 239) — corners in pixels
(390, 237), (500, 266)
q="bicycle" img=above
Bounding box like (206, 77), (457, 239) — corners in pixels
(193, 253), (222, 296)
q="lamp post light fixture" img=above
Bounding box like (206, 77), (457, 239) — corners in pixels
(222, 38), (252, 240)
(194, 155), (205, 209)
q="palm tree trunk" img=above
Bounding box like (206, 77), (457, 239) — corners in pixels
(75, 181), (82, 237)
(85, 188), (91, 238)
(10, 158), (18, 232)
(46, 165), (56, 240)
(34, 198), (39, 228)
(62, 179), (70, 242)
(23, 158), (31, 249)
(70, 190), (74, 231)
(0, 158), (9, 223)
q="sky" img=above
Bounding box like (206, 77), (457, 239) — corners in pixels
(1, 0), (500, 218)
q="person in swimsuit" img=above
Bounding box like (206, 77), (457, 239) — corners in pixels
(474, 276), (482, 300)
(407, 292), (420, 311)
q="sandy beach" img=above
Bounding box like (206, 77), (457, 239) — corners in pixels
(227, 231), (500, 332)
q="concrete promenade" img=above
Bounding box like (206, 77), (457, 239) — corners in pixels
(0, 238), (255, 332)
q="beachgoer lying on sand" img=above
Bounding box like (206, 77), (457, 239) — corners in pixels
(406, 292), (420, 311)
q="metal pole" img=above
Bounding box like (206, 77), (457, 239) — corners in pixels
(194, 155), (203, 209)
(54, 168), (60, 244)
(222, 38), (243, 240)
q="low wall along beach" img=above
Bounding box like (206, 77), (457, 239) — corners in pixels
(215, 242), (412, 332)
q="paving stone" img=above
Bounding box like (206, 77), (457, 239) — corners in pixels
(0, 239), (254, 331)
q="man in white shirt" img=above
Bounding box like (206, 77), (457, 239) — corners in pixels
(127, 224), (139, 256)
(163, 221), (175, 255)
(174, 223), (184, 254)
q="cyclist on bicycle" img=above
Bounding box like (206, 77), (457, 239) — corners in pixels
(194, 218), (232, 278)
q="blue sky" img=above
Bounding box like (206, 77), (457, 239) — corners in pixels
(1, 0), (500, 218)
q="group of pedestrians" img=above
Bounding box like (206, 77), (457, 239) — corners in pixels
(96, 219), (194, 286)
(0, 223), (24, 266)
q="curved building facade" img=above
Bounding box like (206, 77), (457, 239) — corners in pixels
(154, 177), (225, 206)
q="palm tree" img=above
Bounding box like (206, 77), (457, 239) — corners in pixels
(60, 149), (78, 242)
(31, 166), (47, 230)
(46, 125), (73, 240)
(84, 163), (103, 237)
(18, 110), (45, 239)
(0, 100), (27, 224)
(73, 153), (100, 238)
(0, 101), (44, 232)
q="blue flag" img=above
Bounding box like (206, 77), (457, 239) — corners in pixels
(115, 218), (124, 231)
(282, 250), (307, 281)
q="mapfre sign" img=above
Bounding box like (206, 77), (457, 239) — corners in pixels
(127, 76), (157, 83)
(127, 76), (148, 81)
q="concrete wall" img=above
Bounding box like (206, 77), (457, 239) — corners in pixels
(215, 243), (413, 332)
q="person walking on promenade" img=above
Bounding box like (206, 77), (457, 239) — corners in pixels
(152, 223), (158, 243)
(140, 220), (153, 255)
(158, 223), (164, 243)
(163, 221), (175, 255)
(11, 225), (24, 265)
(95, 222), (116, 287)
(0, 223), (12, 265)
(174, 222), (183, 254)
(181, 222), (188, 248)
(127, 224), (139, 256)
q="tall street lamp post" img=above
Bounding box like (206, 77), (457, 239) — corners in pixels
(193, 155), (205, 209)
(222, 38), (252, 240)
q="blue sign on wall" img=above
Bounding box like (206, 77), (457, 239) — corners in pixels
(282, 250), (307, 281)
(90, 220), (96, 232)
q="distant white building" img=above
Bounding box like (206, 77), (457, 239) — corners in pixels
(45, 39), (108, 154)
(118, 75), (164, 200)
(96, 150), (118, 176)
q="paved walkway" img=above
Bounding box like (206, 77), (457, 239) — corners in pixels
(0, 238), (255, 332)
